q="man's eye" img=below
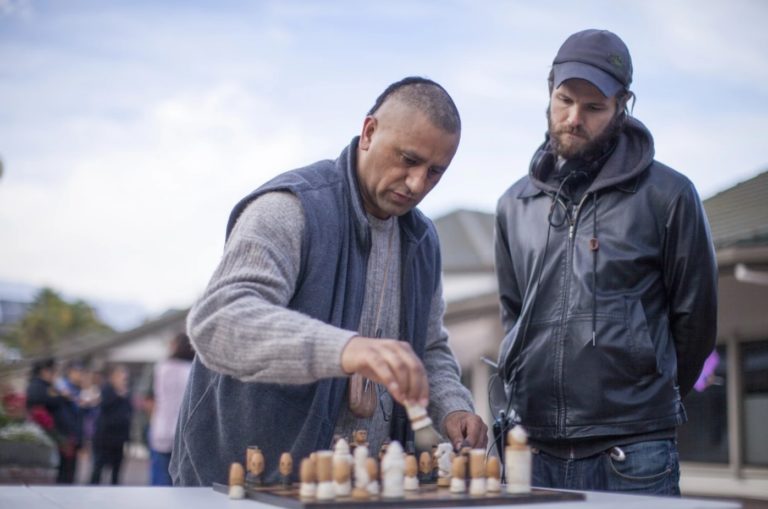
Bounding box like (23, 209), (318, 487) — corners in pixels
(401, 154), (417, 165)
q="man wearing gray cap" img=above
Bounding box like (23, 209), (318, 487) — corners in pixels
(493, 29), (717, 494)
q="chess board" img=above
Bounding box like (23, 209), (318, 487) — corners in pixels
(212, 482), (585, 508)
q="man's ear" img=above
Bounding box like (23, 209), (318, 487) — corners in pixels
(359, 115), (377, 150)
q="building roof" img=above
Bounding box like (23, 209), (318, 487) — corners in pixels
(433, 209), (495, 273)
(703, 170), (768, 249)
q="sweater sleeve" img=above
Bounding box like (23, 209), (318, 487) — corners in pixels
(423, 279), (475, 433)
(187, 191), (357, 384)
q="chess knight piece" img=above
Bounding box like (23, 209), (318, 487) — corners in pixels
(505, 425), (532, 494)
(381, 440), (405, 498)
(299, 457), (317, 499)
(279, 452), (293, 489)
(228, 462), (245, 499)
(245, 445), (265, 489)
(404, 454), (419, 491)
(434, 442), (454, 488)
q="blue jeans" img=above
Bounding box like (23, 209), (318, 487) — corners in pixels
(150, 449), (173, 486)
(532, 439), (681, 495)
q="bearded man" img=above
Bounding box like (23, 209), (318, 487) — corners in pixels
(493, 29), (717, 495)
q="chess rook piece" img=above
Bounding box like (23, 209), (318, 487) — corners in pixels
(352, 445), (370, 500)
(245, 445), (265, 488)
(434, 442), (453, 488)
(468, 449), (486, 496)
(418, 451), (434, 484)
(381, 440), (405, 498)
(279, 452), (293, 489)
(449, 456), (466, 493)
(404, 454), (419, 491)
(333, 438), (353, 496)
(486, 456), (501, 493)
(366, 457), (380, 495)
(505, 425), (532, 494)
(299, 457), (317, 499)
(228, 462), (245, 499)
(315, 450), (335, 501)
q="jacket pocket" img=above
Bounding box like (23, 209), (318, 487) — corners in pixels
(624, 296), (661, 378)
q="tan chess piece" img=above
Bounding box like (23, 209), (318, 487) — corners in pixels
(299, 457), (316, 499)
(245, 445), (265, 488)
(418, 450), (434, 484)
(486, 456), (501, 493)
(434, 442), (453, 487)
(365, 457), (380, 495)
(449, 455), (466, 493)
(404, 454), (419, 491)
(468, 449), (486, 496)
(505, 425), (532, 494)
(279, 452), (293, 489)
(352, 445), (370, 500)
(228, 462), (245, 499)
(333, 438), (353, 496)
(315, 450), (335, 501)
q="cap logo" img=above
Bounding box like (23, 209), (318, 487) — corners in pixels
(609, 54), (624, 69)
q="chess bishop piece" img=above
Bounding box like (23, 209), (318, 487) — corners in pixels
(505, 425), (532, 494)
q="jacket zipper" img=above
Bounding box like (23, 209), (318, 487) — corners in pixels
(555, 193), (591, 437)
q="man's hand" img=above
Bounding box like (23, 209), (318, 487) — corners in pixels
(443, 411), (488, 451)
(340, 336), (428, 407)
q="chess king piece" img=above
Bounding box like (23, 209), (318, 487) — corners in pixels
(486, 456), (501, 493)
(434, 442), (454, 487)
(505, 425), (532, 494)
(315, 450), (335, 501)
(245, 445), (265, 488)
(418, 450), (434, 484)
(404, 454), (419, 491)
(299, 457), (317, 499)
(279, 452), (293, 489)
(449, 456), (466, 493)
(468, 449), (486, 496)
(228, 462), (245, 499)
(365, 457), (380, 495)
(381, 440), (405, 498)
(333, 438), (353, 496)
(352, 445), (370, 500)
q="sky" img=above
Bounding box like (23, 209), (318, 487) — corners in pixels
(1, 0), (767, 317)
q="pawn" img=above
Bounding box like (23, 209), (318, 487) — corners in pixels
(315, 451), (335, 501)
(279, 452), (293, 489)
(228, 462), (245, 499)
(381, 440), (405, 498)
(418, 451), (434, 484)
(333, 451), (352, 497)
(352, 445), (370, 500)
(404, 454), (419, 491)
(505, 425), (532, 494)
(486, 456), (501, 493)
(299, 457), (317, 499)
(449, 456), (466, 494)
(468, 449), (486, 496)
(245, 446), (265, 489)
(365, 457), (380, 495)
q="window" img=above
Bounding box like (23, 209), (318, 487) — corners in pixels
(678, 345), (729, 463)
(742, 340), (768, 467)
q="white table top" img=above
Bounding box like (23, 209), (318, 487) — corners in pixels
(0, 486), (742, 509)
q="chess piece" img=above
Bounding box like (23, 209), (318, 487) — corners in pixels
(505, 425), (532, 494)
(365, 457), (380, 495)
(299, 457), (317, 499)
(352, 445), (370, 500)
(468, 449), (486, 496)
(316, 450), (335, 501)
(228, 462), (245, 499)
(279, 452), (293, 489)
(486, 456), (501, 493)
(434, 442), (453, 487)
(333, 438), (353, 496)
(404, 454), (419, 491)
(449, 456), (466, 493)
(378, 439), (390, 462)
(381, 440), (405, 498)
(418, 450), (434, 484)
(245, 445), (265, 488)
(351, 429), (369, 452)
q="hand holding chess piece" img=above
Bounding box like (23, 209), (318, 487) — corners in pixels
(505, 425), (532, 494)
(228, 462), (245, 499)
(299, 457), (316, 499)
(381, 440), (405, 498)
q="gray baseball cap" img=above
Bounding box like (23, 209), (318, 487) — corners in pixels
(552, 29), (633, 97)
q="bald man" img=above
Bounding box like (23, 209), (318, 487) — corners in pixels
(172, 77), (487, 486)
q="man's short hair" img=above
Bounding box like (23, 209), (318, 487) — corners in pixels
(367, 76), (461, 134)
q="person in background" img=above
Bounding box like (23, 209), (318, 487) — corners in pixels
(53, 360), (87, 483)
(90, 364), (133, 485)
(147, 333), (194, 485)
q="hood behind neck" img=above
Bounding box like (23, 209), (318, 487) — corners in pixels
(529, 116), (655, 195)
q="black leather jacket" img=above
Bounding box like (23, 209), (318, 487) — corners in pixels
(494, 117), (717, 441)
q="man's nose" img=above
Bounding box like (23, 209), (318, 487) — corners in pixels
(567, 106), (583, 127)
(405, 168), (428, 196)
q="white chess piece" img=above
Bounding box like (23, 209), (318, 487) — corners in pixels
(353, 445), (370, 490)
(381, 440), (405, 498)
(333, 438), (353, 496)
(505, 425), (532, 494)
(435, 442), (454, 486)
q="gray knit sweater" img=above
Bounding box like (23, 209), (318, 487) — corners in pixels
(187, 191), (474, 454)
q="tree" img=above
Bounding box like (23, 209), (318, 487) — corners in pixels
(1, 288), (112, 356)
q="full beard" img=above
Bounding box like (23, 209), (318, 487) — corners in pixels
(547, 107), (625, 162)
